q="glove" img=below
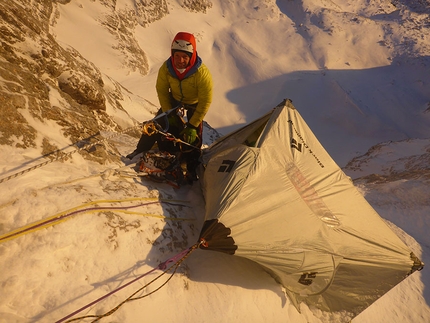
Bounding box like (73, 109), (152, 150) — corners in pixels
(180, 125), (197, 144)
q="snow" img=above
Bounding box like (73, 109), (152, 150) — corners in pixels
(1, 0), (429, 323)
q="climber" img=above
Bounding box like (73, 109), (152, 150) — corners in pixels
(126, 31), (213, 179)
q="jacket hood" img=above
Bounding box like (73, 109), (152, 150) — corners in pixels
(170, 32), (198, 80)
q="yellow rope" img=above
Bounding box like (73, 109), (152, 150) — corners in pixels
(0, 198), (191, 244)
(118, 210), (195, 221)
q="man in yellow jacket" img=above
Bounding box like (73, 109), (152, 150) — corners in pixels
(126, 32), (213, 177)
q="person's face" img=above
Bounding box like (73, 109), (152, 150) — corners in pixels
(173, 51), (191, 69)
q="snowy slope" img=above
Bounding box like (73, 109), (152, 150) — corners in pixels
(0, 1), (429, 323)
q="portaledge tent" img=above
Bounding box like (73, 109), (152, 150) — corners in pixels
(197, 99), (423, 321)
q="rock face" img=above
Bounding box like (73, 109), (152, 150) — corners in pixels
(133, 0), (170, 26)
(181, 0), (213, 13)
(344, 138), (430, 183)
(0, 0), (116, 163)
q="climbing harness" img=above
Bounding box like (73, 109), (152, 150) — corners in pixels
(141, 103), (202, 152)
(141, 120), (202, 151)
(150, 104), (183, 128)
(56, 242), (201, 323)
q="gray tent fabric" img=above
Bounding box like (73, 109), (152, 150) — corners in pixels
(197, 99), (424, 321)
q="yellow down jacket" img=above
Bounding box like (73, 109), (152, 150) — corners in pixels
(156, 57), (213, 128)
